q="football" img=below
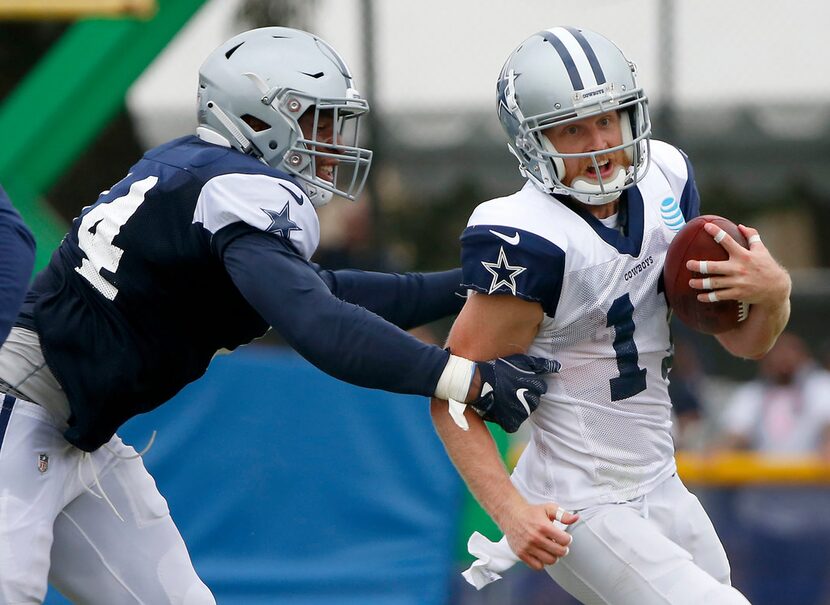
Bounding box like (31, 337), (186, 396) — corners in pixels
(663, 215), (750, 334)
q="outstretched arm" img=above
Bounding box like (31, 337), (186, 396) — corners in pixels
(316, 267), (464, 329)
(431, 292), (577, 570)
(687, 223), (791, 359)
(225, 231), (449, 395)
(223, 232), (552, 427)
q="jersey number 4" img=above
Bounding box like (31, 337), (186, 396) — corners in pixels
(606, 293), (647, 401)
(75, 175), (158, 300)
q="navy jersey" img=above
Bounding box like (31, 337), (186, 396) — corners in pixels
(20, 136), (454, 451)
(22, 136), (313, 448)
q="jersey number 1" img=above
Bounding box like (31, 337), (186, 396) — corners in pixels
(606, 293), (647, 401)
(75, 175), (158, 300)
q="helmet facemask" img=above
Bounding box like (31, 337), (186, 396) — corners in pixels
(278, 92), (372, 207)
(526, 90), (651, 205)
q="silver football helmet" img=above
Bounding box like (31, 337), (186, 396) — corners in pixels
(197, 27), (372, 207)
(497, 26), (651, 205)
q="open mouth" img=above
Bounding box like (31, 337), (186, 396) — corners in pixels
(317, 164), (335, 183)
(584, 158), (616, 181)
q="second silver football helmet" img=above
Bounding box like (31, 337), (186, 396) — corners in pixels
(497, 26), (651, 205)
(197, 27), (372, 207)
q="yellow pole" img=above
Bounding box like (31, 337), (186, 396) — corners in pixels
(676, 451), (830, 486)
(0, 0), (156, 19)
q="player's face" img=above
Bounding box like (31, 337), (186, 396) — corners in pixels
(298, 109), (339, 183)
(543, 110), (630, 188)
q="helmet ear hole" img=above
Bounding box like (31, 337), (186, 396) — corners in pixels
(241, 114), (271, 132)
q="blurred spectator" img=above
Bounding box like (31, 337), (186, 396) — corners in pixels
(716, 332), (830, 605)
(718, 332), (830, 456)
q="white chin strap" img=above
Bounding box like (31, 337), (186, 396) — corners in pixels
(569, 166), (627, 205)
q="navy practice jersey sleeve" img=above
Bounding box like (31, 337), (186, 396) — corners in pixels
(460, 225), (565, 317)
(0, 186), (35, 343)
(316, 267), (464, 330)
(223, 231), (450, 396)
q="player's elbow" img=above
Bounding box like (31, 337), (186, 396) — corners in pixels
(716, 333), (773, 360)
(742, 348), (771, 361)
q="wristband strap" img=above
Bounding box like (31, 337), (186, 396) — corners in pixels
(434, 354), (476, 402)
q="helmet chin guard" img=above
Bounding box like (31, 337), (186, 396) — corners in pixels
(568, 166), (628, 205)
(497, 26), (652, 205)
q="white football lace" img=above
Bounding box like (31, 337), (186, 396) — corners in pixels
(76, 431), (157, 523)
(738, 301), (750, 322)
(77, 450), (125, 522)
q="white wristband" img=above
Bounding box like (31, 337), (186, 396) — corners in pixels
(434, 354), (476, 402)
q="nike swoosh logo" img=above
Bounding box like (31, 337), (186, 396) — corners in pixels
(516, 388), (531, 416)
(280, 183), (305, 206)
(489, 229), (520, 245)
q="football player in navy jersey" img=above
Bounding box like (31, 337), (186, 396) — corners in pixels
(0, 185), (34, 346)
(431, 27), (791, 604)
(0, 28), (556, 604)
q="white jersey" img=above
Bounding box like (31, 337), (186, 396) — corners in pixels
(461, 140), (701, 510)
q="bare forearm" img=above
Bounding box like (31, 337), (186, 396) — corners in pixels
(430, 398), (522, 525)
(717, 277), (791, 359)
(687, 223), (792, 360)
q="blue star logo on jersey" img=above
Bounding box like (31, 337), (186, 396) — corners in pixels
(262, 203), (302, 238)
(481, 246), (526, 295)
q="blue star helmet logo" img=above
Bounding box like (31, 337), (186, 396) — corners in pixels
(262, 203), (302, 238)
(496, 66), (521, 131)
(481, 246), (526, 295)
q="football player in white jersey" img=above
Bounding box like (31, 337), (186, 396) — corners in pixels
(431, 27), (791, 604)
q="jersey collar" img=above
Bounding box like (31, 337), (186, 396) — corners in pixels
(551, 187), (645, 257)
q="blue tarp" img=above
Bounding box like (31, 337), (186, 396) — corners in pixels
(45, 346), (462, 604)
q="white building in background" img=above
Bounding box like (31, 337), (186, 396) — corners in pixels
(128, 0), (830, 149)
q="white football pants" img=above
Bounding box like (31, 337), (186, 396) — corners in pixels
(0, 328), (215, 605)
(546, 473), (750, 605)
(0, 397), (215, 604)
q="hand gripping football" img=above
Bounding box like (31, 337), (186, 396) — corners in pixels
(663, 215), (749, 334)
